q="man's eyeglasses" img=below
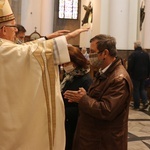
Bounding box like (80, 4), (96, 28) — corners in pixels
(0, 25), (17, 29)
(90, 51), (104, 54)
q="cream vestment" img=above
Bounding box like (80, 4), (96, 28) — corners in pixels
(0, 36), (70, 150)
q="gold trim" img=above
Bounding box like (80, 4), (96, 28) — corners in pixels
(45, 44), (56, 144)
(33, 42), (55, 150)
(0, 14), (15, 23)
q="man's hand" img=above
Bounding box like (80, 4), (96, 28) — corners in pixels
(64, 87), (86, 103)
(65, 28), (89, 41)
(46, 30), (70, 39)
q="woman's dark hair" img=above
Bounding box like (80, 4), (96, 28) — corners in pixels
(90, 34), (117, 57)
(68, 45), (90, 69)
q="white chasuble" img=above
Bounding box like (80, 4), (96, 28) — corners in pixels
(0, 36), (70, 150)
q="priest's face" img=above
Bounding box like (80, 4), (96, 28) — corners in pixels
(0, 20), (18, 42)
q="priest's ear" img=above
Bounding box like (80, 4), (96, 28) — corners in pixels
(0, 26), (7, 35)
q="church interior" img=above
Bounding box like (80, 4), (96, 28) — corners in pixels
(7, 0), (150, 149)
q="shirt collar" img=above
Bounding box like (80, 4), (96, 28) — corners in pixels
(99, 63), (112, 75)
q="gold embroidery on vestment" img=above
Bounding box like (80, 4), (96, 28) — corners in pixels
(33, 41), (56, 150)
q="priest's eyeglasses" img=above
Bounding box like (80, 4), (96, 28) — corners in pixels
(0, 25), (17, 29)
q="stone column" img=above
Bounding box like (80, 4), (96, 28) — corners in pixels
(21, 0), (42, 35)
(11, 0), (22, 24)
(40, 0), (54, 36)
(21, 0), (54, 36)
(143, 0), (150, 49)
(109, 0), (129, 49)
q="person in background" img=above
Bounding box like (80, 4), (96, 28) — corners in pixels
(61, 45), (92, 150)
(0, 0), (89, 149)
(81, 47), (89, 60)
(64, 34), (133, 150)
(15, 24), (26, 44)
(127, 41), (150, 110)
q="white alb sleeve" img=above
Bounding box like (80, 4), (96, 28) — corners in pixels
(53, 36), (70, 65)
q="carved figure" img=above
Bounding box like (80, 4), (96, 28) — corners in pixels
(82, 1), (93, 26)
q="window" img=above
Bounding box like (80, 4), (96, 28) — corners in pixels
(59, 0), (78, 19)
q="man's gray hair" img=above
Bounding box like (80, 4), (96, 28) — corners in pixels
(134, 41), (141, 48)
(90, 34), (117, 57)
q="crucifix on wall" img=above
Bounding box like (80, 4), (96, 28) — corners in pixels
(82, 1), (93, 26)
(140, 1), (145, 31)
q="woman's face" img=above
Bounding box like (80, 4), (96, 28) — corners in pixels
(63, 62), (74, 67)
(62, 62), (76, 73)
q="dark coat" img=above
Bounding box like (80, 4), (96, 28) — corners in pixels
(61, 73), (93, 150)
(73, 58), (133, 150)
(127, 47), (150, 80)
